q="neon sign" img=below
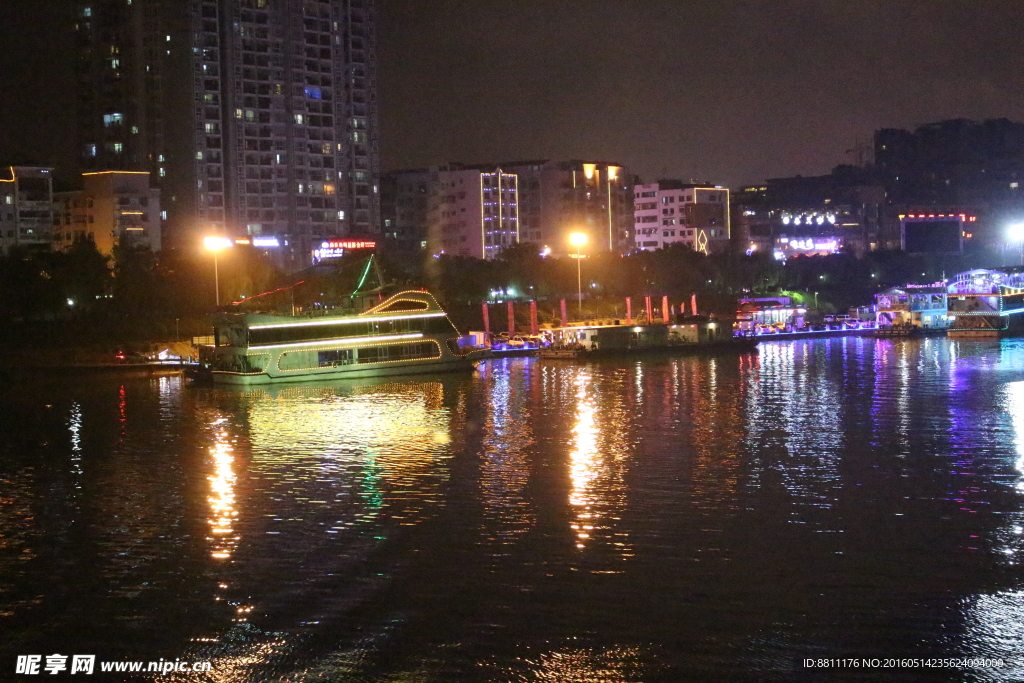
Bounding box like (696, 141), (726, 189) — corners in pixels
(312, 239), (377, 259)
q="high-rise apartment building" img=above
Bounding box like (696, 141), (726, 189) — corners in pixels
(75, 0), (379, 268)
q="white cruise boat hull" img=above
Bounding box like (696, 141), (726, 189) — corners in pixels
(197, 290), (487, 385)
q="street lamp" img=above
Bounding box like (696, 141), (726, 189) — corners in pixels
(1008, 223), (1024, 266)
(569, 232), (588, 318)
(203, 236), (233, 306)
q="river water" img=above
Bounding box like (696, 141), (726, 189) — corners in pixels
(3, 336), (1024, 681)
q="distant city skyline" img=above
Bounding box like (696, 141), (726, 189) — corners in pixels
(1, 1), (1022, 192)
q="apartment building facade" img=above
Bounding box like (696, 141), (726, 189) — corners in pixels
(0, 167), (56, 254)
(633, 181), (730, 253)
(426, 166), (519, 260)
(54, 171), (162, 255)
(75, 0), (379, 267)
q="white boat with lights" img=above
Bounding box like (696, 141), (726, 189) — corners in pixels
(196, 290), (488, 384)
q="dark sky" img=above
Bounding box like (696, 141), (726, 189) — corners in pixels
(1, 1), (1022, 189)
(377, 0), (1024, 187)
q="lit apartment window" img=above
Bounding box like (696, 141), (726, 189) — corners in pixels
(103, 113), (124, 126)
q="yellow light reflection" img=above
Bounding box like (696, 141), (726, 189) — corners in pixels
(569, 373), (601, 550)
(207, 418), (239, 561)
(518, 645), (645, 682)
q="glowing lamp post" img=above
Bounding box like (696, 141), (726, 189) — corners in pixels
(569, 232), (588, 318)
(1009, 223), (1024, 266)
(203, 236), (233, 306)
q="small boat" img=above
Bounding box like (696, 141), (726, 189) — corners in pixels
(872, 324), (944, 338)
(537, 345), (589, 359)
(195, 290), (488, 385)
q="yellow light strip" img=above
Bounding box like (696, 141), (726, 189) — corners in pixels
(364, 289), (442, 314)
(249, 311), (444, 330)
(249, 332), (423, 351)
(82, 171), (149, 176)
(277, 340), (442, 372)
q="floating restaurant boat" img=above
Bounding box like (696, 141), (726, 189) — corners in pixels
(536, 344), (590, 359)
(874, 285), (950, 332)
(195, 290), (488, 385)
(539, 317), (757, 357)
(946, 269), (1024, 337)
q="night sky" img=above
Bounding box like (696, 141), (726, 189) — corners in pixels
(2, 1), (1022, 189)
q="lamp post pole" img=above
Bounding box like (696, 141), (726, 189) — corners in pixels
(213, 251), (221, 307)
(204, 235), (233, 308)
(568, 232), (588, 320)
(577, 242), (585, 315)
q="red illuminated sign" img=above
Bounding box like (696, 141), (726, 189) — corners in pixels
(312, 239), (377, 260)
(325, 240), (376, 249)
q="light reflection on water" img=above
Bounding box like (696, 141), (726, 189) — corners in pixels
(4, 339), (1024, 680)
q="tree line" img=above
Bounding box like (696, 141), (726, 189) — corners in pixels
(0, 239), (975, 348)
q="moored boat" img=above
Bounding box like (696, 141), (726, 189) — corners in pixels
(196, 290), (488, 385)
(537, 345), (590, 359)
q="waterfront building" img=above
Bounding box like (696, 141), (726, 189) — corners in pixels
(0, 166), (56, 254)
(732, 169), (885, 255)
(734, 297), (806, 334)
(874, 285), (949, 328)
(75, 0), (380, 267)
(634, 180), (730, 253)
(54, 171), (162, 255)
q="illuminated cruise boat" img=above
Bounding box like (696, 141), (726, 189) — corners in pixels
(197, 290), (487, 384)
(947, 269), (1024, 337)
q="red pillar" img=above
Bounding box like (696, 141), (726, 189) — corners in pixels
(507, 301), (515, 335)
(662, 295), (671, 323)
(626, 296), (632, 324)
(560, 299), (568, 328)
(645, 295), (653, 322)
(529, 301), (539, 336)
(482, 302), (490, 336)
(691, 293), (698, 316)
